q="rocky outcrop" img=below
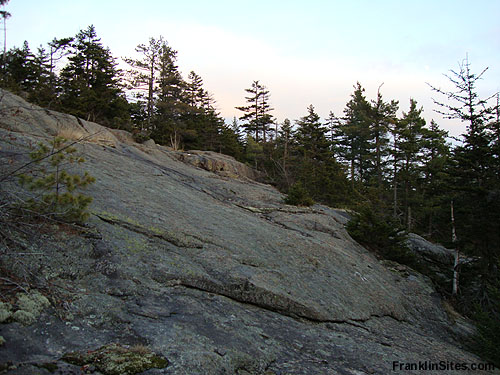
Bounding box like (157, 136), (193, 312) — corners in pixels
(0, 90), (119, 147)
(0, 90), (497, 374)
(407, 233), (455, 266)
(173, 150), (263, 180)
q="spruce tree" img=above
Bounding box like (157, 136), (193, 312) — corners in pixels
(369, 86), (398, 187)
(0, 41), (36, 94)
(151, 44), (189, 148)
(293, 105), (348, 205)
(393, 99), (426, 230)
(430, 56), (499, 297)
(236, 80), (274, 142)
(419, 120), (449, 239)
(340, 82), (372, 187)
(325, 111), (343, 158)
(60, 25), (129, 127)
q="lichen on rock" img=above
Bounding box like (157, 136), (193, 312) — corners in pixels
(0, 291), (52, 326)
(16, 291), (50, 315)
(11, 310), (37, 325)
(0, 291), (51, 326)
(61, 343), (169, 375)
(0, 302), (12, 323)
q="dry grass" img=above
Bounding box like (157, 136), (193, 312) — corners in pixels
(56, 128), (87, 142)
(442, 299), (463, 324)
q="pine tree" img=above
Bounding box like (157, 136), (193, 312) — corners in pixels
(393, 99), (426, 230)
(419, 120), (449, 239)
(277, 119), (293, 186)
(430, 56), (499, 286)
(185, 71), (206, 108)
(341, 82), (372, 187)
(369, 85), (398, 187)
(18, 137), (95, 223)
(236, 80), (274, 142)
(124, 36), (166, 129)
(325, 111), (344, 159)
(60, 25), (129, 127)
(294, 105), (330, 160)
(293, 105), (348, 205)
(42, 37), (73, 105)
(150, 44), (188, 148)
(0, 41), (35, 92)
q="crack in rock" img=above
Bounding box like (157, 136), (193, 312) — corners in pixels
(94, 213), (204, 249)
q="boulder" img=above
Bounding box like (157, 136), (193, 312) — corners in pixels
(173, 149), (263, 180)
(407, 233), (455, 265)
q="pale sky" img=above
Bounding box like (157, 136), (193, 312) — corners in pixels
(4, 0), (500, 138)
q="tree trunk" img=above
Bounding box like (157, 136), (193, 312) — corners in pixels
(407, 206), (412, 232)
(451, 200), (459, 296)
(393, 135), (398, 218)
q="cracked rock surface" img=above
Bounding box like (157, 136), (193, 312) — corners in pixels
(0, 90), (497, 374)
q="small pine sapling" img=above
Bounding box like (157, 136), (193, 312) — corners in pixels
(18, 136), (95, 223)
(284, 182), (314, 207)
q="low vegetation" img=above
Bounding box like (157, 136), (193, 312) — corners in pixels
(18, 136), (95, 223)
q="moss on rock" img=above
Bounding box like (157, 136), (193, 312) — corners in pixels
(35, 362), (58, 373)
(0, 302), (12, 323)
(5, 291), (52, 325)
(62, 343), (169, 375)
(12, 310), (37, 325)
(16, 291), (50, 315)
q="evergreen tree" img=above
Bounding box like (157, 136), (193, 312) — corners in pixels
(393, 99), (426, 230)
(236, 80), (274, 142)
(124, 36), (165, 129)
(218, 122), (243, 159)
(41, 37), (73, 106)
(0, 41), (35, 93)
(418, 120), (450, 239)
(276, 118), (293, 187)
(185, 71), (206, 108)
(230, 116), (242, 141)
(18, 137), (95, 223)
(60, 25), (129, 127)
(27, 45), (55, 105)
(245, 135), (264, 169)
(430, 56), (499, 294)
(490, 94), (500, 172)
(294, 105), (330, 161)
(369, 85), (398, 186)
(325, 111), (343, 157)
(292, 105), (348, 205)
(150, 44), (189, 148)
(341, 82), (372, 187)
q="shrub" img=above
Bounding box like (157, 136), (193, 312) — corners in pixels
(132, 129), (150, 144)
(284, 182), (314, 207)
(471, 277), (500, 367)
(18, 136), (95, 223)
(346, 204), (417, 267)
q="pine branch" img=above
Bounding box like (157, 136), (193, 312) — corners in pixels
(0, 131), (102, 183)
